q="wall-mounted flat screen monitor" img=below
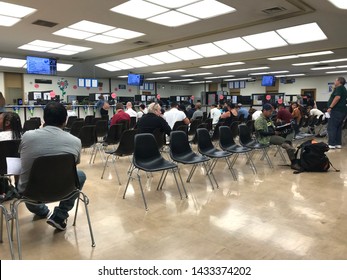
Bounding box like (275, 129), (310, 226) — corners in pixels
(261, 75), (276, 87)
(27, 56), (57, 75)
(127, 73), (144, 86)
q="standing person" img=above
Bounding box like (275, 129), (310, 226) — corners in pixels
(95, 94), (106, 116)
(327, 76), (347, 149)
(18, 102), (86, 230)
(291, 102), (302, 135)
(210, 103), (221, 125)
(0, 92), (5, 113)
(0, 112), (22, 141)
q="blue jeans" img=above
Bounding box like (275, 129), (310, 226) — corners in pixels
(25, 170), (86, 220)
(327, 110), (347, 146)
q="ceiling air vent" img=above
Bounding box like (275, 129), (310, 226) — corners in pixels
(32, 20), (58, 28)
(133, 40), (147, 45)
(262, 6), (287, 14)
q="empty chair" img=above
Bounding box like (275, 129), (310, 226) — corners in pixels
(11, 154), (95, 259)
(203, 118), (213, 132)
(84, 115), (94, 125)
(22, 119), (40, 133)
(101, 129), (137, 185)
(103, 123), (123, 147)
(172, 121), (185, 131)
(78, 125), (97, 164)
(69, 120), (84, 137)
(170, 131), (211, 185)
(90, 120), (109, 164)
(64, 116), (78, 131)
(196, 128), (234, 187)
(92, 117), (102, 125)
(219, 126), (256, 174)
(230, 121), (241, 139)
(123, 133), (187, 210)
(238, 124), (273, 168)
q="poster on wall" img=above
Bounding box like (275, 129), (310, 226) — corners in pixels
(328, 82), (334, 92)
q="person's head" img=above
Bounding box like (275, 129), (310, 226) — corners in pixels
(0, 112), (22, 139)
(195, 102), (201, 110)
(335, 76), (346, 87)
(291, 102), (298, 109)
(170, 102), (178, 108)
(66, 104), (73, 111)
(126, 101), (133, 109)
(116, 103), (124, 111)
(98, 94), (104, 100)
(178, 104), (186, 112)
(277, 103), (285, 109)
(43, 102), (67, 127)
(147, 102), (161, 116)
(139, 104), (146, 111)
(237, 103), (242, 108)
(226, 102), (235, 111)
(262, 103), (273, 117)
(211, 104), (217, 108)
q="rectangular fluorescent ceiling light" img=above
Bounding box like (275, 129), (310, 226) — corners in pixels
(86, 35), (124, 44)
(189, 81), (212, 84)
(108, 61), (134, 70)
(181, 73), (213, 77)
(277, 22), (327, 44)
(147, 10), (198, 27)
(29, 40), (64, 48)
(200, 62), (245, 69)
(18, 44), (51, 52)
(110, 0), (169, 19)
(57, 63), (73, 71)
(103, 28), (144, 39)
(224, 78), (250, 81)
(328, 0), (347, 9)
(326, 70), (347, 74)
(134, 55), (164, 66)
(95, 63), (121, 72)
(321, 58), (347, 63)
(18, 41), (91, 55)
(228, 67), (269, 73)
(69, 20), (114, 33)
(189, 43), (226, 57)
(150, 52), (182, 63)
(268, 51), (333, 60)
(177, 0), (236, 19)
(146, 77), (171, 80)
(146, 0), (198, 9)
(169, 79), (193, 82)
(214, 37), (255, 54)
(153, 69), (186, 74)
(0, 58), (26, 68)
(275, 74), (306, 77)
(117, 76), (128, 78)
(249, 71), (289, 75)
(205, 75), (235, 79)
(60, 45), (91, 52)
(0, 15), (20, 26)
(243, 31), (288, 50)
(120, 58), (148, 68)
(292, 61), (319, 66)
(168, 47), (202, 60)
(53, 28), (94, 39)
(47, 49), (78, 55)
(311, 66), (335, 70)
(0, 1), (36, 18)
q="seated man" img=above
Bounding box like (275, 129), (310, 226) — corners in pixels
(164, 102), (190, 129)
(190, 102), (203, 121)
(137, 102), (171, 136)
(18, 101), (86, 231)
(110, 103), (130, 127)
(254, 103), (299, 170)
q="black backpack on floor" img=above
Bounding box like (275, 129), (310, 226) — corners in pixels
(292, 140), (339, 174)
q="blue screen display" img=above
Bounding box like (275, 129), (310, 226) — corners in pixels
(261, 75), (276, 86)
(27, 56), (57, 75)
(127, 74), (144, 86)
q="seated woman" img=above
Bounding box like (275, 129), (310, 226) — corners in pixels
(219, 102), (238, 126)
(0, 112), (22, 141)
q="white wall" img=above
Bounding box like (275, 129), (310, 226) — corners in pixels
(0, 72), (4, 95)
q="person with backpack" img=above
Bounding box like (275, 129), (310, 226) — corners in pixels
(327, 76), (347, 149)
(254, 103), (300, 170)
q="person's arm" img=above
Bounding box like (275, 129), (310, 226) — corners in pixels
(161, 118), (172, 136)
(327, 95), (341, 113)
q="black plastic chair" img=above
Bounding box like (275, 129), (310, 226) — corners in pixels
(101, 129), (137, 185)
(64, 116), (78, 131)
(84, 115), (94, 125)
(170, 131), (211, 185)
(172, 121), (185, 131)
(90, 120), (109, 163)
(22, 119), (40, 133)
(219, 126), (256, 175)
(123, 133), (187, 210)
(78, 125), (97, 164)
(238, 124), (273, 168)
(104, 123), (122, 146)
(11, 154), (95, 259)
(129, 117), (137, 129)
(196, 128), (234, 187)
(69, 120), (85, 137)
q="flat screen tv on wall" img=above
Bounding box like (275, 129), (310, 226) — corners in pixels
(26, 56), (57, 75)
(261, 75), (276, 87)
(127, 73), (144, 86)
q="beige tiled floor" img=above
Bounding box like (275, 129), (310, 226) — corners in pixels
(1, 142), (347, 260)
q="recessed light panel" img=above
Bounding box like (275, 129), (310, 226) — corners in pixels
(108, 61), (134, 70)
(69, 20), (114, 33)
(150, 52), (182, 63)
(103, 28), (145, 39)
(168, 47), (202, 60)
(53, 28), (94, 39)
(134, 55), (164, 66)
(177, 0), (235, 19)
(145, 0), (198, 9)
(0, 15), (21, 27)
(96, 63), (121, 72)
(147, 10), (198, 27)
(120, 58), (148, 68)
(328, 0), (347, 9)
(214, 37), (255, 53)
(0, 58), (26, 68)
(189, 43), (227, 57)
(85, 35), (124, 44)
(243, 31), (288, 49)
(0, 1), (36, 18)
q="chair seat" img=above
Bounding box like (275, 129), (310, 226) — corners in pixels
(171, 151), (209, 164)
(135, 157), (177, 172)
(223, 144), (252, 153)
(244, 140), (269, 149)
(200, 147), (232, 158)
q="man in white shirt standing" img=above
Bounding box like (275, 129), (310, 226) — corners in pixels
(125, 102), (137, 118)
(210, 103), (221, 125)
(164, 102), (190, 129)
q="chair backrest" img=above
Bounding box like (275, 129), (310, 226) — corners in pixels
(230, 121), (240, 139)
(104, 123), (122, 145)
(219, 126), (236, 149)
(118, 119), (130, 132)
(20, 154), (78, 202)
(69, 120), (85, 137)
(95, 120), (108, 138)
(153, 128), (165, 149)
(176, 125), (188, 134)
(65, 116), (77, 129)
(197, 128), (214, 152)
(92, 117), (102, 125)
(0, 140), (20, 175)
(115, 129), (137, 156)
(129, 117), (137, 129)
(78, 125), (96, 148)
(188, 119), (202, 135)
(84, 115), (94, 125)
(23, 119), (40, 133)
(238, 124), (253, 145)
(172, 121), (185, 131)
(170, 131), (191, 157)
(203, 118), (213, 131)
(133, 133), (161, 165)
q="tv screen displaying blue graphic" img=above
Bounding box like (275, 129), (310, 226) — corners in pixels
(261, 75), (276, 86)
(26, 56), (57, 75)
(127, 73), (144, 86)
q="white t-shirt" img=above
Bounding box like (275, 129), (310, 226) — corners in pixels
(0, 131), (13, 141)
(164, 108), (187, 129)
(309, 108), (324, 117)
(210, 107), (221, 124)
(125, 108), (137, 118)
(252, 110), (262, 121)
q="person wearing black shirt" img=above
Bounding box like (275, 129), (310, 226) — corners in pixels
(137, 102), (171, 136)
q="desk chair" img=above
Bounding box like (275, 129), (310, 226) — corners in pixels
(11, 154), (95, 259)
(123, 133), (187, 210)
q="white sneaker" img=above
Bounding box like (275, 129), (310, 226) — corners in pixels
(328, 145), (336, 149)
(336, 145), (342, 149)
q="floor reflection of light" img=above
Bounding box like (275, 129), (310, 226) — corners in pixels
(292, 206), (325, 220)
(291, 183), (305, 201)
